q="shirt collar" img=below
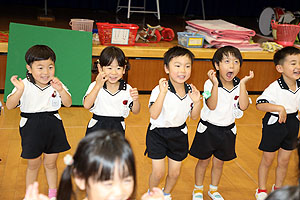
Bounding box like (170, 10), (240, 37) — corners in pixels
(168, 80), (191, 94)
(103, 79), (127, 90)
(217, 75), (240, 88)
(277, 75), (300, 90)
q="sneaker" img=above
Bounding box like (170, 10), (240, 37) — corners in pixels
(271, 184), (275, 192)
(164, 194), (172, 200)
(208, 191), (224, 200)
(255, 189), (268, 200)
(193, 189), (203, 200)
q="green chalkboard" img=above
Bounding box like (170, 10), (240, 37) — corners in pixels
(4, 23), (92, 106)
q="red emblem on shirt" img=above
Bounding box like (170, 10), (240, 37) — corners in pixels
(123, 100), (128, 105)
(234, 96), (239, 100)
(52, 91), (57, 98)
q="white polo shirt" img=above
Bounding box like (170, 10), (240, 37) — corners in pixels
(7, 78), (70, 113)
(84, 80), (133, 118)
(256, 76), (300, 114)
(201, 77), (241, 126)
(149, 80), (193, 128)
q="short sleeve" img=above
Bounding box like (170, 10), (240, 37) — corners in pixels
(203, 79), (213, 93)
(256, 84), (276, 105)
(82, 82), (96, 105)
(149, 86), (160, 107)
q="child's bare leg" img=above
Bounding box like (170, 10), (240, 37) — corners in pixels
(163, 158), (182, 193)
(211, 157), (224, 186)
(275, 148), (292, 188)
(195, 158), (211, 186)
(43, 153), (58, 189)
(149, 159), (165, 191)
(258, 151), (276, 189)
(26, 156), (42, 188)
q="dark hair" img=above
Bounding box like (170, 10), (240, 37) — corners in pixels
(57, 130), (136, 200)
(273, 46), (300, 66)
(265, 186), (300, 200)
(92, 46), (130, 74)
(164, 46), (194, 68)
(212, 46), (243, 69)
(25, 45), (56, 83)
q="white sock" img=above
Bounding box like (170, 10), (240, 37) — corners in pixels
(194, 185), (204, 190)
(209, 184), (218, 191)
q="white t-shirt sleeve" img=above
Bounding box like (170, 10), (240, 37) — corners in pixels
(149, 85), (160, 107)
(204, 79), (213, 93)
(256, 84), (276, 104)
(82, 81), (96, 105)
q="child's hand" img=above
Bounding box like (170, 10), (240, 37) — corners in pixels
(10, 75), (24, 91)
(207, 70), (218, 85)
(158, 78), (168, 94)
(241, 70), (254, 84)
(278, 105), (287, 123)
(24, 182), (50, 200)
(95, 71), (108, 87)
(130, 88), (139, 101)
(50, 77), (64, 92)
(188, 84), (201, 103)
(141, 187), (164, 200)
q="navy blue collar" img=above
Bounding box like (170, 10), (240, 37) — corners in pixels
(277, 75), (300, 90)
(103, 79), (127, 91)
(168, 80), (191, 94)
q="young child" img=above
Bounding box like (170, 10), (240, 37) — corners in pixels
(189, 46), (254, 200)
(145, 46), (201, 200)
(6, 45), (72, 200)
(255, 46), (300, 200)
(24, 130), (165, 200)
(83, 46), (140, 135)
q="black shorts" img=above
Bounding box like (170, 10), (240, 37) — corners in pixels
(259, 112), (299, 152)
(20, 111), (70, 159)
(189, 119), (237, 161)
(145, 123), (189, 161)
(86, 114), (125, 135)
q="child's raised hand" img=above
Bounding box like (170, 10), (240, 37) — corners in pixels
(141, 187), (164, 200)
(188, 84), (201, 103)
(278, 105), (287, 123)
(95, 71), (108, 87)
(24, 182), (50, 200)
(130, 88), (139, 101)
(158, 78), (168, 94)
(241, 70), (254, 84)
(50, 77), (63, 92)
(207, 70), (218, 85)
(10, 75), (24, 91)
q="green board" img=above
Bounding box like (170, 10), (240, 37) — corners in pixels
(4, 23), (92, 106)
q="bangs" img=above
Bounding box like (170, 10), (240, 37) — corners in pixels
(99, 46), (126, 67)
(25, 45), (56, 66)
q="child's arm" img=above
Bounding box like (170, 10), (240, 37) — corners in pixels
(51, 77), (72, 107)
(130, 88), (140, 114)
(6, 75), (24, 110)
(83, 71), (108, 109)
(238, 70), (254, 110)
(149, 78), (168, 120)
(188, 84), (201, 120)
(257, 103), (287, 123)
(206, 70), (218, 110)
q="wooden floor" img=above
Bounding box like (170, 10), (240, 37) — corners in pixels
(0, 93), (299, 200)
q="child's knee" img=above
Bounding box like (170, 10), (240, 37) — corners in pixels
(277, 157), (290, 167)
(167, 168), (181, 179)
(43, 160), (57, 170)
(152, 169), (165, 180)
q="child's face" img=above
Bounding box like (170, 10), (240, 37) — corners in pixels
(85, 165), (134, 200)
(277, 54), (300, 82)
(165, 55), (192, 85)
(215, 53), (240, 83)
(100, 59), (125, 84)
(26, 58), (55, 88)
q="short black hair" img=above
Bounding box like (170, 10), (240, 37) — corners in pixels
(25, 45), (56, 66)
(99, 46), (130, 70)
(266, 186), (300, 200)
(164, 46), (194, 68)
(273, 46), (300, 66)
(212, 46), (243, 69)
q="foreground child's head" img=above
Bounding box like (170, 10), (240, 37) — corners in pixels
(212, 46), (243, 83)
(273, 46), (300, 81)
(58, 130), (136, 200)
(96, 46), (130, 84)
(163, 46), (195, 84)
(25, 45), (56, 87)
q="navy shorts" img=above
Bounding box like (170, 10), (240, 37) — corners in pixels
(86, 114), (125, 135)
(189, 119), (237, 161)
(259, 112), (299, 152)
(20, 111), (70, 159)
(145, 123), (189, 161)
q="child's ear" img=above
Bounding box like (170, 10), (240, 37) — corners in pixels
(123, 66), (126, 74)
(26, 64), (32, 73)
(97, 64), (102, 73)
(214, 62), (220, 71)
(164, 64), (169, 74)
(276, 64), (283, 73)
(74, 176), (86, 190)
